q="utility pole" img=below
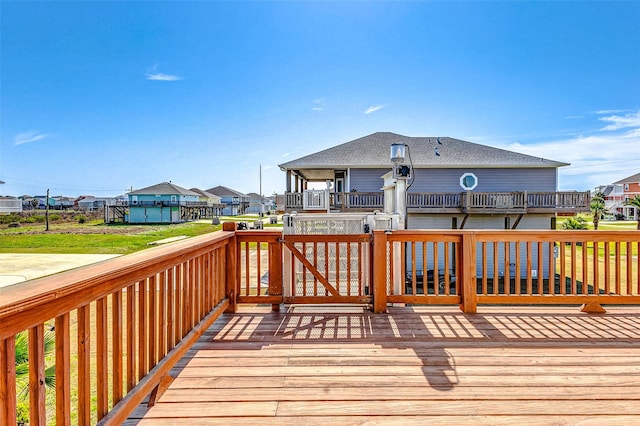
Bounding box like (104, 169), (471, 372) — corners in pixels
(45, 188), (50, 231)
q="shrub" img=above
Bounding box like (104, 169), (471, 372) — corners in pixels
(75, 215), (87, 224)
(49, 213), (61, 221)
(561, 216), (588, 230)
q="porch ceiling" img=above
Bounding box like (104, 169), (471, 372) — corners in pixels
(293, 168), (336, 181)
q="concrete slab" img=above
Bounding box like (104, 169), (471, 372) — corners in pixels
(0, 253), (121, 289)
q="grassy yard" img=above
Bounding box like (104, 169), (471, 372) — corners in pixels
(0, 216), (282, 255)
(556, 217), (637, 231)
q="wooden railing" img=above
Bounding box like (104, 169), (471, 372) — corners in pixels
(406, 192), (461, 209)
(2, 226), (639, 424)
(286, 191), (590, 213)
(372, 230), (640, 313)
(285, 192), (303, 210)
(331, 192), (384, 209)
(0, 231), (235, 425)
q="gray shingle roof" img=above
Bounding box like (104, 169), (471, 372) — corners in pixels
(278, 132), (568, 170)
(129, 182), (199, 196)
(206, 186), (248, 197)
(190, 188), (219, 199)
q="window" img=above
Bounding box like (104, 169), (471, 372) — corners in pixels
(460, 173), (478, 190)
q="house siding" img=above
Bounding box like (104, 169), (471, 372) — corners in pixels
(348, 167), (557, 193)
(349, 168), (389, 192)
(409, 168), (557, 193)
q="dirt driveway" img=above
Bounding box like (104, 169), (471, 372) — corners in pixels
(0, 254), (120, 289)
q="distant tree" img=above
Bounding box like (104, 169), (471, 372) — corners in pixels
(590, 191), (606, 230)
(30, 198), (39, 210)
(625, 195), (640, 230)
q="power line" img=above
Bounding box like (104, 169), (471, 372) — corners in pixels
(566, 158), (640, 170)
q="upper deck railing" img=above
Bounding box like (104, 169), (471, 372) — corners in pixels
(1, 224), (638, 424)
(285, 190), (590, 213)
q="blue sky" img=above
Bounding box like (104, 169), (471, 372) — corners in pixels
(1, 1), (639, 198)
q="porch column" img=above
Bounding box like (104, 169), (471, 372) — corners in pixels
(286, 170), (291, 193)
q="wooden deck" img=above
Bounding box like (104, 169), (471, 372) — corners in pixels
(126, 305), (640, 425)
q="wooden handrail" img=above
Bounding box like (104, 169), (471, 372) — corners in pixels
(0, 230), (234, 425)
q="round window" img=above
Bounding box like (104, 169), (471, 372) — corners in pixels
(460, 173), (478, 190)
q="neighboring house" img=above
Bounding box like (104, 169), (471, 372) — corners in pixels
(279, 132), (589, 230)
(128, 182), (200, 224)
(190, 188), (223, 206)
(246, 192), (274, 215)
(52, 196), (75, 210)
(274, 193), (285, 213)
(0, 196), (22, 214)
(28, 195), (54, 209)
(614, 172), (640, 220)
(594, 183), (625, 218)
(206, 186), (250, 216)
(76, 195), (98, 210)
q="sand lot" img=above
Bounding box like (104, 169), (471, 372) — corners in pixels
(0, 253), (120, 289)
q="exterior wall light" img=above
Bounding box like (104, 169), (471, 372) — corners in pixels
(390, 143), (406, 164)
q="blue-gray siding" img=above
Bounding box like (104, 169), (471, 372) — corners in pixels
(348, 167), (558, 193)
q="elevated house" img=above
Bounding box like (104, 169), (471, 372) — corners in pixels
(190, 188), (223, 206)
(246, 192), (274, 215)
(207, 186), (250, 216)
(128, 182), (200, 224)
(615, 172), (640, 220)
(594, 183), (625, 219)
(279, 132), (591, 281)
(189, 188), (226, 218)
(51, 196), (75, 209)
(279, 132), (589, 230)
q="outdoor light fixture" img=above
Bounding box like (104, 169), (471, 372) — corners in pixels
(390, 143), (406, 164)
(391, 143), (412, 180)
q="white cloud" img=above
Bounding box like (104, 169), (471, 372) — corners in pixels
(146, 72), (182, 81)
(312, 98), (325, 111)
(365, 104), (385, 114)
(14, 131), (47, 145)
(501, 109), (640, 191)
(145, 64), (182, 81)
(599, 110), (640, 131)
(595, 109), (633, 115)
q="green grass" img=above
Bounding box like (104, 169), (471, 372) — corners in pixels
(0, 221), (222, 254)
(556, 217), (637, 231)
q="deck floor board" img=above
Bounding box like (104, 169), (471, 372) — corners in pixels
(127, 305), (640, 425)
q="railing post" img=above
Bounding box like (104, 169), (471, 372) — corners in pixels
(372, 230), (388, 313)
(460, 232), (478, 314)
(223, 222), (238, 313)
(1, 336), (17, 426)
(269, 239), (283, 312)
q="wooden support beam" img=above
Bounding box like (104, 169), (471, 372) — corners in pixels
(224, 221), (238, 313)
(372, 231), (388, 313)
(460, 233), (477, 314)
